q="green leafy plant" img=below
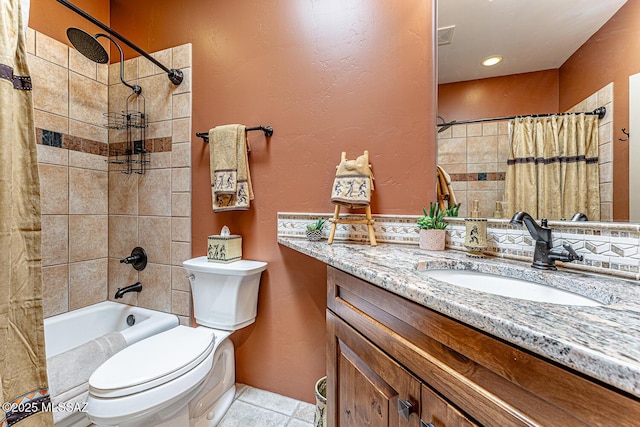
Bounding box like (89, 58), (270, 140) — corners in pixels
(306, 218), (327, 231)
(445, 203), (461, 217)
(417, 202), (448, 230)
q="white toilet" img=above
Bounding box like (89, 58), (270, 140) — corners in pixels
(85, 257), (267, 427)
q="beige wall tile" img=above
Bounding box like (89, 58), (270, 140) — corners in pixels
(138, 263), (171, 312)
(598, 83), (613, 106)
(437, 138), (466, 165)
(482, 122), (498, 136)
(171, 290), (191, 317)
(138, 74), (172, 122)
(69, 215), (108, 262)
(109, 172), (139, 215)
(451, 124), (466, 138)
(138, 55), (156, 78)
(598, 122), (613, 145)
(139, 216), (171, 264)
(172, 217), (191, 243)
(497, 134), (510, 166)
(171, 142), (190, 168)
(172, 118), (191, 144)
(149, 152), (171, 170)
(37, 144), (68, 166)
(139, 169), (171, 216)
(585, 93), (598, 112)
(108, 258), (138, 305)
(69, 168), (108, 214)
(600, 202), (613, 222)
(467, 163), (498, 173)
(601, 102), (613, 126)
(599, 142), (613, 164)
(599, 161), (613, 184)
(172, 93), (191, 119)
(69, 258), (108, 310)
(171, 242), (192, 267)
(39, 164), (68, 215)
(178, 316), (191, 326)
(172, 44), (192, 70)
(467, 136), (498, 164)
(108, 81), (131, 114)
(438, 163), (465, 174)
(34, 110), (69, 135)
(69, 120), (108, 145)
(69, 150), (108, 171)
(147, 120), (172, 139)
(30, 55), (68, 117)
(69, 71), (108, 125)
(109, 215), (139, 260)
(436, 127), (451, 139)
(600, 182), (613, 203)
(124, 57), (139, 82)
(467, 180), (498, 191)
(467, 191), (498, 219)
(172, 192), (191, 217)
(69, 48), (97, 80)
(42, 215), (69, 266)
(42, 264), (69, 318)
(35, 31), (68, 68)
(171, 266), (190, 291)
(498, 121), (509, 135)
(97, 63), (108, 85)
(26, 27), (36, 55)
(466, 123), (482, 137)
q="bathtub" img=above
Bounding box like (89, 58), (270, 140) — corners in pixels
(44, 301), (179, 358)
(44, 301), (179, 426)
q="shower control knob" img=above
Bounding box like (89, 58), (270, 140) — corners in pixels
(120, 247), (147, 271)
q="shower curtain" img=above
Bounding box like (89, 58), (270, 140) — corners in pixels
(1, 0), (53, 426)
(504, 113), (600, 221)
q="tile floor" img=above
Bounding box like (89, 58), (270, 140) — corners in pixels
(219, 384), (316, 427)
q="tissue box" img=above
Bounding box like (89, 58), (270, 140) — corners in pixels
(207, 234), (242, 263)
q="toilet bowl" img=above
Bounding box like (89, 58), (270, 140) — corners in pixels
(86, 257), (267, 427)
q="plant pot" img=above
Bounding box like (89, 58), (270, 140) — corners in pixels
(314, 376), (327, 427)
(306, 229), (323, 241)
(419, 229), (446, 250)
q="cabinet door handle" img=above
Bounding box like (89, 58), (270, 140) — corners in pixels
(420, 422), (435, 427)
(398, 399), (414, 420)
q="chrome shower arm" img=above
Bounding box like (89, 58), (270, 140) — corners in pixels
(56, 0), (183, 86)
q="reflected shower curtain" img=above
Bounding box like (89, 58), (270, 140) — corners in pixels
(504, 114), (600, 221)
(0, 0), (53, 426)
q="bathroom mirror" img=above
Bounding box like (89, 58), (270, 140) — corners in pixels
(436, 0), (631, 222)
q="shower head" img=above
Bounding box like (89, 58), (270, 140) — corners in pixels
(67, 27), (109, 64)
(67, 27), (141, 94)
(437, 115), (456, 133)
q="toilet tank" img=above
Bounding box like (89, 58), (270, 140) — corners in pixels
(183, 256), (267, 330)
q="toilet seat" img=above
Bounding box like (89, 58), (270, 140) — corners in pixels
(90, 326), (215, 398)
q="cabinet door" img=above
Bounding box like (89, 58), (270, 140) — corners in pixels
(421, 384), (478, 427)
(328, 311), (421, 427)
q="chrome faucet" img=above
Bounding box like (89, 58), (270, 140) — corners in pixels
(509, 211), (583, 270)
(114, 282), (142, 299)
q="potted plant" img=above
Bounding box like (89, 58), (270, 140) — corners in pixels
(417, 202), (447, 250)
(306, 218), (326, 241)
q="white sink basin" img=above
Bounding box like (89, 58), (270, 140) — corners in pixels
(423, 270), (601, 307)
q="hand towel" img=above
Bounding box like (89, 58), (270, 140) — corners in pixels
(330, 151), (374, 208)
(210, 124), (254, 212)
(436, 165), (457, 210)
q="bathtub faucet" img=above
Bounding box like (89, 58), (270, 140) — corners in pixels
(509, 211), (583, 270)
(115, 282), (142, 299)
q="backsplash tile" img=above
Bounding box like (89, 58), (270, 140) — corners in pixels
(277, 212), (640, 281)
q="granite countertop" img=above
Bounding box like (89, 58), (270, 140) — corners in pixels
(278, 237), (640, 398)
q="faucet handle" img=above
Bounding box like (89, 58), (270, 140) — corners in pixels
(562, 243), (583, 261)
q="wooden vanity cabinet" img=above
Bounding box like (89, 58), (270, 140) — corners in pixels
(326, 266), (640, 427)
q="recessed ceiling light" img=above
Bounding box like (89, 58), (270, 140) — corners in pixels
(482, 55), (503, 67)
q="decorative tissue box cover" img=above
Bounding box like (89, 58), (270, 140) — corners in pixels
(207, 235), (242, 263)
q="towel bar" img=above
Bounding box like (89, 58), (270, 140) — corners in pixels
(196, 125), (273, 143)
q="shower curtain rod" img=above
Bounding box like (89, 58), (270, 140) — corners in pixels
(196, 126), (274, 143)
(56, 0), (183, 85)
(437, 107), (606, 130)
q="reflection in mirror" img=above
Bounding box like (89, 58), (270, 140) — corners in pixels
(436, 0), (635, 222)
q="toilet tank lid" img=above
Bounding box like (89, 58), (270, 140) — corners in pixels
(183, 256), (267, 275)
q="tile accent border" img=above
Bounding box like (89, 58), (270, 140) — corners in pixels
(35, 127), (172, 157)
(277, 212), (640, 281)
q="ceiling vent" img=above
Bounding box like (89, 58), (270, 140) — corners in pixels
(437, 25), (455, 46)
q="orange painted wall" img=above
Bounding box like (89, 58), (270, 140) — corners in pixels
(438, 69), (559, 122)
(559, 0), (640, 221)
(29, 0), (110, 48)
(110, 0), (436, 402)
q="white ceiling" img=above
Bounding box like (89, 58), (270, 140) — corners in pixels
(438, 0), (628, 84)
